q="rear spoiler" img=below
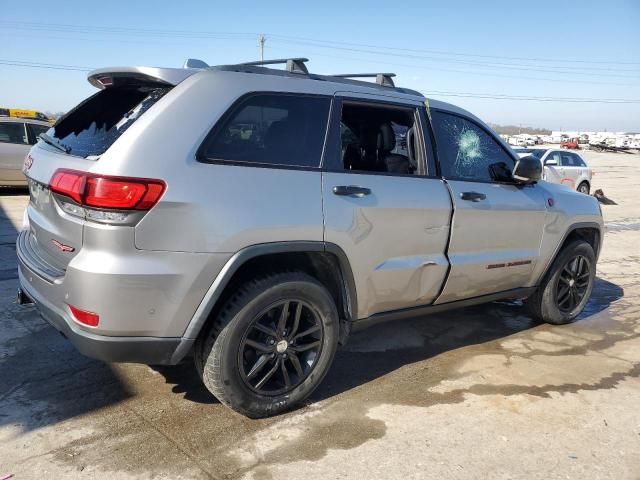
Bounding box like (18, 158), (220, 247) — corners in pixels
(87, 66), (198, 89)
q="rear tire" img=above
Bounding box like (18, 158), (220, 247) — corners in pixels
(194, 272), (339, 418)
(525, 240), (595, 325)
(577, 182), (590, 195)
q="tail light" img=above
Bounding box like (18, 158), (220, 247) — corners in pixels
(68, 304), (99, 327)
(50, 169), (165, 210)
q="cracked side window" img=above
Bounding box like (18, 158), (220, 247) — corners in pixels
(432, 111), (514, 182)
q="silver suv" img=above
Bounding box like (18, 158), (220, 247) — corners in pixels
(17, 58), (603, 417)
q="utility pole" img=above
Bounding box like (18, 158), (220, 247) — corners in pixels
(259, 34), (266, 61)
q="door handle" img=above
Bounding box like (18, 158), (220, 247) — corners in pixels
(460, 191), (486, 202)
(333, 185), (371, 197)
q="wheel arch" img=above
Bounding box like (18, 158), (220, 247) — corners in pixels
(176, 242), (357, 360)
(539, 222), (602, 284)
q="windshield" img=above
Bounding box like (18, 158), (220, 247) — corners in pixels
(46, 86), (170, 158)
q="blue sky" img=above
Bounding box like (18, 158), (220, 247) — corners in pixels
(1, 0), (639, 131)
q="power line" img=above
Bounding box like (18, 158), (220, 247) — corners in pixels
(267, 38), (640, 78)
(424, 90), (640, 103)
(1, 59), (638, 104)
(1, 19), (639, 69)
(268, 47), (639, 87)
(0, 20), (255, 39)
(0, 60), (91, 71)
(2, 22), (636, 80)
(2, 20), (638, 84)
(268, 33), (640, 67)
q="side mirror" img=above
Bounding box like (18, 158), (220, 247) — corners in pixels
(544, 158), (558, 166)
(512, 155), (542, 183)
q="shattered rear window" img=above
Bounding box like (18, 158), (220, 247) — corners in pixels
(47, 86), (170, 158)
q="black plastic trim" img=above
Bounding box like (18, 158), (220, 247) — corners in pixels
(418, 106), (439, 177)
(173, 241), (358, 364)
(538, 221), (603, 282)
(18, 267), (180, 365)
(350, 287), (536, 332)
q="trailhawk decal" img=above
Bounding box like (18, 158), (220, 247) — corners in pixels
(487, 260), (532, 270)
(51, 239), (75, 253)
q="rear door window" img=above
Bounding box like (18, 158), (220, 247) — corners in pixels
(0, 122), (28, 145)
(47, 86), (170, 158)
(570, 153), (586, 167)
(330, 101), (422, 175)
(199, 94), (331, 168)
(560, 153), (578, 166)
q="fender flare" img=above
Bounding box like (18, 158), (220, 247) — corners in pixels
(170, 241), (357, 363)
(538, 221), (602, 284)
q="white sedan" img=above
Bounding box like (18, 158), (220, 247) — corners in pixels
(514, 148), (593, 194)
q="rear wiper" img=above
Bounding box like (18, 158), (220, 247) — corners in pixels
(38, 133), (71, 154)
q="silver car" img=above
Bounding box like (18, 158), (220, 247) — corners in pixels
(17, 58), (603, 417)
(0, 116), (51, 186)
(514, 148), (593, 194)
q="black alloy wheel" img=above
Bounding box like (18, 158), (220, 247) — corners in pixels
(238, 299), (323, 396)
(555, 254), (590, 312)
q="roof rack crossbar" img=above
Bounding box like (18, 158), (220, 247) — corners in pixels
(239, 57), (309, 74)
(332, 73), (396, 87)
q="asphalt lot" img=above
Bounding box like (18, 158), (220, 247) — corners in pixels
(1, 150), (639, 480)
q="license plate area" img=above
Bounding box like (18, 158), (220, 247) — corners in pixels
(28, 178), (51, 208)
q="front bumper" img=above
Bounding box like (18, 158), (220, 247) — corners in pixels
(18, 265), (184, 364)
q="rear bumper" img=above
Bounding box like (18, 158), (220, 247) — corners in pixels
(16, 225), (229, 365)
(18, 266), (183, 364)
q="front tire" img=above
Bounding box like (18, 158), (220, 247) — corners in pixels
(525, 240), (596, 325)
(195, 272), (339, 418)
(577, 182), (590, 195)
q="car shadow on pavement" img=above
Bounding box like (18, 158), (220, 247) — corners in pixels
(311, 276), (623, 402)
(152, 277), (623, 407)
(152, 362), (219, 404)
(0, 196), (133, 433)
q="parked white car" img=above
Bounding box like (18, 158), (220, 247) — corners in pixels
(514, 148), (592, 194)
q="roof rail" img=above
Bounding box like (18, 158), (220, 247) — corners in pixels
(239, 58), (309, 74)
(332, 73), (396, 87)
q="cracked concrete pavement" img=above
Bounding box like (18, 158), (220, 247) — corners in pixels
(0, 150), (639, 479)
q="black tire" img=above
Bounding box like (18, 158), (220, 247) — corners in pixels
(577, 182), (590, 195)
(525, 240), (596, 325)
(194, 272), (339, 418)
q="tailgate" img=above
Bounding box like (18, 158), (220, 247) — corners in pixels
(21, 74), (175, 275)
(23, 147), (87, 273)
